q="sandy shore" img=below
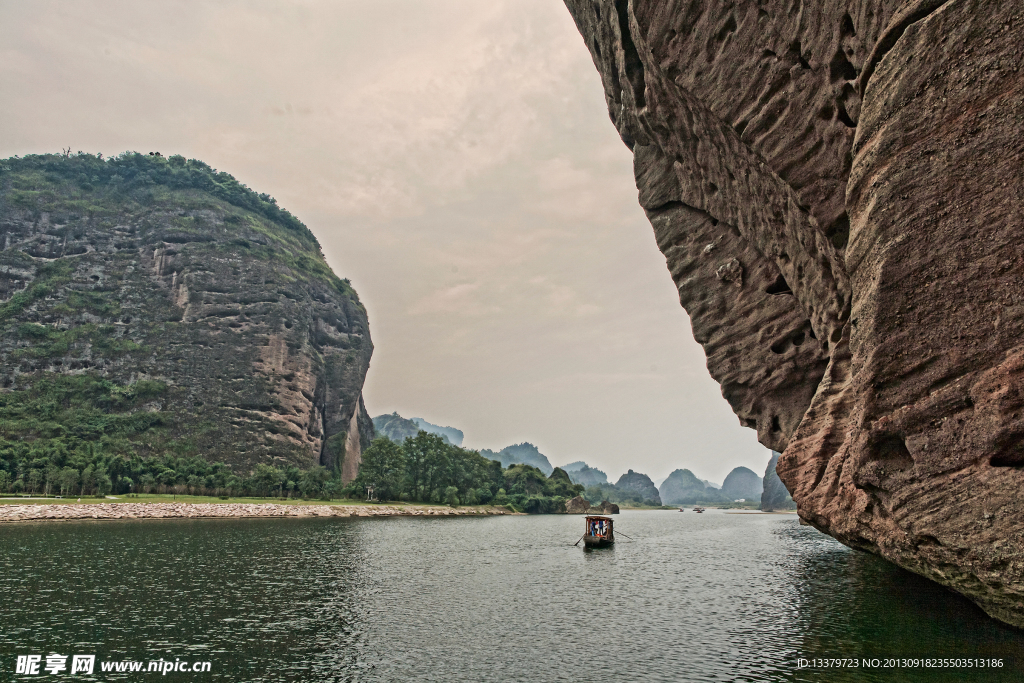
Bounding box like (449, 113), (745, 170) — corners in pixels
(0, 502), (518, 524)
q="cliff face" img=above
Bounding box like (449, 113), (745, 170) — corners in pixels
(564, 0), (1024, 626)
(0, 153), (373, 480)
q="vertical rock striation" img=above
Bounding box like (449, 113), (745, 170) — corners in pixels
(564, 0), (1024, 626)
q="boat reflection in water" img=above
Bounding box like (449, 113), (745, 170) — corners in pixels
(583, 515), (614, 549)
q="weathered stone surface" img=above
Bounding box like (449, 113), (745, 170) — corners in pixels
(565, 495), (591, 514)
(0, 154), (373, 479)
(565, 0), (1024, 626)
(601, 501), (620, 515)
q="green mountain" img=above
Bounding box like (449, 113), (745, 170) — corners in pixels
(0, 152), (373, 482)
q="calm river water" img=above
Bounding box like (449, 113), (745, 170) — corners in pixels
(1, 509), (1022, 682)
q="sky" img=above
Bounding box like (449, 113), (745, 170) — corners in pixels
(0, 0), (772, 484)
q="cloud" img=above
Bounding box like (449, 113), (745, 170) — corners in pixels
(0, 0), (774, 484)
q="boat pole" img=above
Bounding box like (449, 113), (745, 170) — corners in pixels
(573, 535), (586, 546)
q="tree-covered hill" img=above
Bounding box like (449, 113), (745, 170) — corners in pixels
(0, 152), (374, 495)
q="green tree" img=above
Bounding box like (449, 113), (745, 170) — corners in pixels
(356, 437), (406, 501)
(81, 464), (96, 495)
(252, 463), (284, 497)
(96, 468), (112, 496)
(444, 486), (460, 506)
(403, 432), (449, 502)
(503, 464), (546, 496)
(298, 465), (329, 499)
(58, 467), (79, 496)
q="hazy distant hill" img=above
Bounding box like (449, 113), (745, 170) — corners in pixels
(760, 452), (796, 511)
(480, 443), (553, 475)
(659, 469), (729, 505)
(372, 413), (423, 443)
(721, 466), (762, 501)
(615, 470), (662, 505)
(560, 462), (608, 487)
(410, 417), (464, 446)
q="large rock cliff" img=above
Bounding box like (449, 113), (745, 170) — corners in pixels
(0, 153), (373, 480)
(564, 0), (1024, 626)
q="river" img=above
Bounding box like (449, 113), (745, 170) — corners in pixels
(1, 509), (1021, 681)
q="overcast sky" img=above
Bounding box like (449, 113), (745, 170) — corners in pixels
(0, 0), (772, 484)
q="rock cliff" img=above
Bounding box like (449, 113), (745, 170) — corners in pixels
(564, 0), (1024, 626)
(0, 153), (373, 480)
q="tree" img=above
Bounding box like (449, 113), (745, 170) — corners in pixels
(444, 486), (460, 506)
(356, 437), (406, 501)
(298, 465), (329, 499)
(27, 469), (43, 495)
(81, 464), (96, 495)
(96, 469), (112, 496)
(503, 464), (546, 496)
(252, 463), (284, 497)
(59, 467), (79, 496)
(403, 432), (449, 502)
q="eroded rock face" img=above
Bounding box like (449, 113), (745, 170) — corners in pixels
(565, 495), (591, 514)
(564, 0), (1024, 626)
(0, 154), (373, 479)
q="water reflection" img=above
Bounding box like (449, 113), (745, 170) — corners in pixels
(0, 511), (1021, 681)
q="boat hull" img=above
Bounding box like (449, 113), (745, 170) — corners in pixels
(583, 535), (613, 549)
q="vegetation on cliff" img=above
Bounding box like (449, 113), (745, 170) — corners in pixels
(0, 152), (373, 484)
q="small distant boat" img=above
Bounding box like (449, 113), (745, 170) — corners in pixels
(693, 507), (705, 513)
(583, 515), (615, 548)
